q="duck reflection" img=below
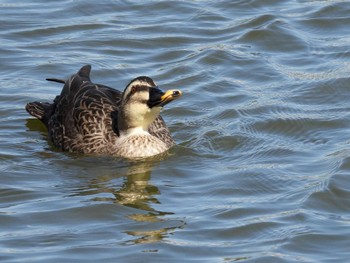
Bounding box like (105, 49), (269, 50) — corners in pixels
(83, 159), (185, 245)
(115, 162), (160, 212)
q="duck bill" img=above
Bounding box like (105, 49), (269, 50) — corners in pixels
(148, 88), (182, 108)
(159, 89), (182, 107)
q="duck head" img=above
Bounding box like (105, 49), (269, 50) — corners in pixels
(119, 76), (182, 133)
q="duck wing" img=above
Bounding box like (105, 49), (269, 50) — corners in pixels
(53, 65), (125, 153)
(26, 65), (121, 153)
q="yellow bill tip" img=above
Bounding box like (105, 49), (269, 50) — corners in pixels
(161, 89), (183, 102)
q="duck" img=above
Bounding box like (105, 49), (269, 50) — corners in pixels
(25, 65), (182, 158)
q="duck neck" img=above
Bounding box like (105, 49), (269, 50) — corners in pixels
(117, 111), (150, 136)
(117, 105), (160, 136)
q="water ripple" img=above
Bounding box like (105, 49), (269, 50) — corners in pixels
(1, 0), (350, 262)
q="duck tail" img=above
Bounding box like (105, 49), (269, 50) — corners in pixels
(25, 101), (52, 126)
(46, 78), (66, 84)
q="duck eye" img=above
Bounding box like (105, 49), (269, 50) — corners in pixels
(131, 87), (137, 94)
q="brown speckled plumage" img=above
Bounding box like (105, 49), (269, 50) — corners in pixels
(26, 65), (179, 158)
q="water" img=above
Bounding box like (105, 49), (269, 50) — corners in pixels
(1, 0), (350, 262)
